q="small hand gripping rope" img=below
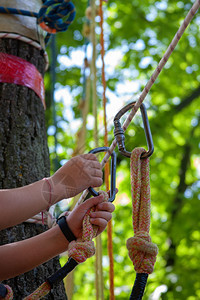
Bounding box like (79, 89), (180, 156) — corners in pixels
(126, 148), (158, 299)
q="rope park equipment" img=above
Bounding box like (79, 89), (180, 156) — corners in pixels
(0, 0), (76, 44)
(0, 53), (45, 108)
(77, 0), (200, 206)
(0, 0), (76, 109)
(0, 149), (117, 299)
(74, 0), (200, 298)
(0, 0), (76, 71)
(0, 0), (200, 299)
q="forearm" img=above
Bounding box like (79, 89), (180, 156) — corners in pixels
(0, 178), (64, 230)
(0, 225), (68, 281)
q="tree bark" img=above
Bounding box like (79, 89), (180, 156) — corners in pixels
(0, 38), (67, 299)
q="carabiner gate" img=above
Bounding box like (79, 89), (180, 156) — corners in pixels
(113, 101), (154, 159)
(88, 147), (117, 202)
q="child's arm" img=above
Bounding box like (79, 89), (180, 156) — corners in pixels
(0, 154), (103, 230)
(0, 194), (115, 281)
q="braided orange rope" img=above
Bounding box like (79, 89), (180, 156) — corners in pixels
(23, 282), (51, 300)
(68, 191), (109, 263)
(126, 148), (158, 274)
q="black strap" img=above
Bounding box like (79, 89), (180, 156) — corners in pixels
(57, 216), (76, 242)
(47, 257), (78, 288)
(129, 273), (148, 300)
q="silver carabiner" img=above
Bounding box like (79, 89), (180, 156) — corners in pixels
(113, 101), (154, 159)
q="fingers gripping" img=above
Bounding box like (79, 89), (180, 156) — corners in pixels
(82, 191), (109, 241)
(68, 192), (113, 263)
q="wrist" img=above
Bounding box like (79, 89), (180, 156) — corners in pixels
(50, 225), (70, 253)
(45, 176), (64, 204)
(57, 216), (77, 243)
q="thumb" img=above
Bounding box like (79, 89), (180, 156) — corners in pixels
(81, 194), (104, 211)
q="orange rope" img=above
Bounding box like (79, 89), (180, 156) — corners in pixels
(99, 0), (115, 298)
(126, 148), (158, 274)
(24, 282), (51, 300)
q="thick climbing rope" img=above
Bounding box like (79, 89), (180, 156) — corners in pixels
(99, 0), (115, 299)
(68, 191), (109, 263)
(23, 282), (51, 300)
(126, 148), (158, 299)
(77, 0), (200, 205)
(0, 0), (76, 44)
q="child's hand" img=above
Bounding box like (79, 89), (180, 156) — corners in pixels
(50, 154), (103, 203)
(67, 194), (115, 239)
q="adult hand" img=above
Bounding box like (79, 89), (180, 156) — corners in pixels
(49, 154), (103, 203)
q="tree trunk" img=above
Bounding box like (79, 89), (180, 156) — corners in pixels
(0, 38), (67, 299)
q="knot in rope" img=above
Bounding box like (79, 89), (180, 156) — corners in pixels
(68, 190), (108, 263)
(68, 240), (95, 263)
(38, 0), (76, 34)
(126, 231), (158, 274)
(126, 147), (158, 274)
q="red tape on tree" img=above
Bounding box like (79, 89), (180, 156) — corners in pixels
(0, 52), (45, 108)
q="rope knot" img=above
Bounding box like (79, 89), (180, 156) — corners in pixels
(68, 240), (95, 263)
(38, 0), (76, 34)
(126, 231), (158, 274)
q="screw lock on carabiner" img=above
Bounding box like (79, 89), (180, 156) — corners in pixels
(114, 101), (154, 159)
(88, 147), (117, 202)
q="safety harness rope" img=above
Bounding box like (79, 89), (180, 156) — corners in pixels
(127, 148), (158, 299)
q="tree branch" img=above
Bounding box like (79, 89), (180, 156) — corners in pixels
(175, 85), (200, 112)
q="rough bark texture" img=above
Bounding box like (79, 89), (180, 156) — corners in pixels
(0, 38), (67, 299)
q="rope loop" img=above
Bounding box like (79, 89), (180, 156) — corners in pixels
(126, 231), (158, 274)
(68, 240), (95, 263)
(126, 148), (158, 275)
(38, 0), (76, 34)
(68, 190), (108, 263)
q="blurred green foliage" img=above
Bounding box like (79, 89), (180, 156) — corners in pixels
(45, 0), (200, 299)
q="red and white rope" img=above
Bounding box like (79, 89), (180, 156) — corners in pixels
(0, 32), (49, 71)
(77, 0), (200, 205)
(25, 206), (56, 228)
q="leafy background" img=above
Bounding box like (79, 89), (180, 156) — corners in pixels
(44, 0), (200, 299)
